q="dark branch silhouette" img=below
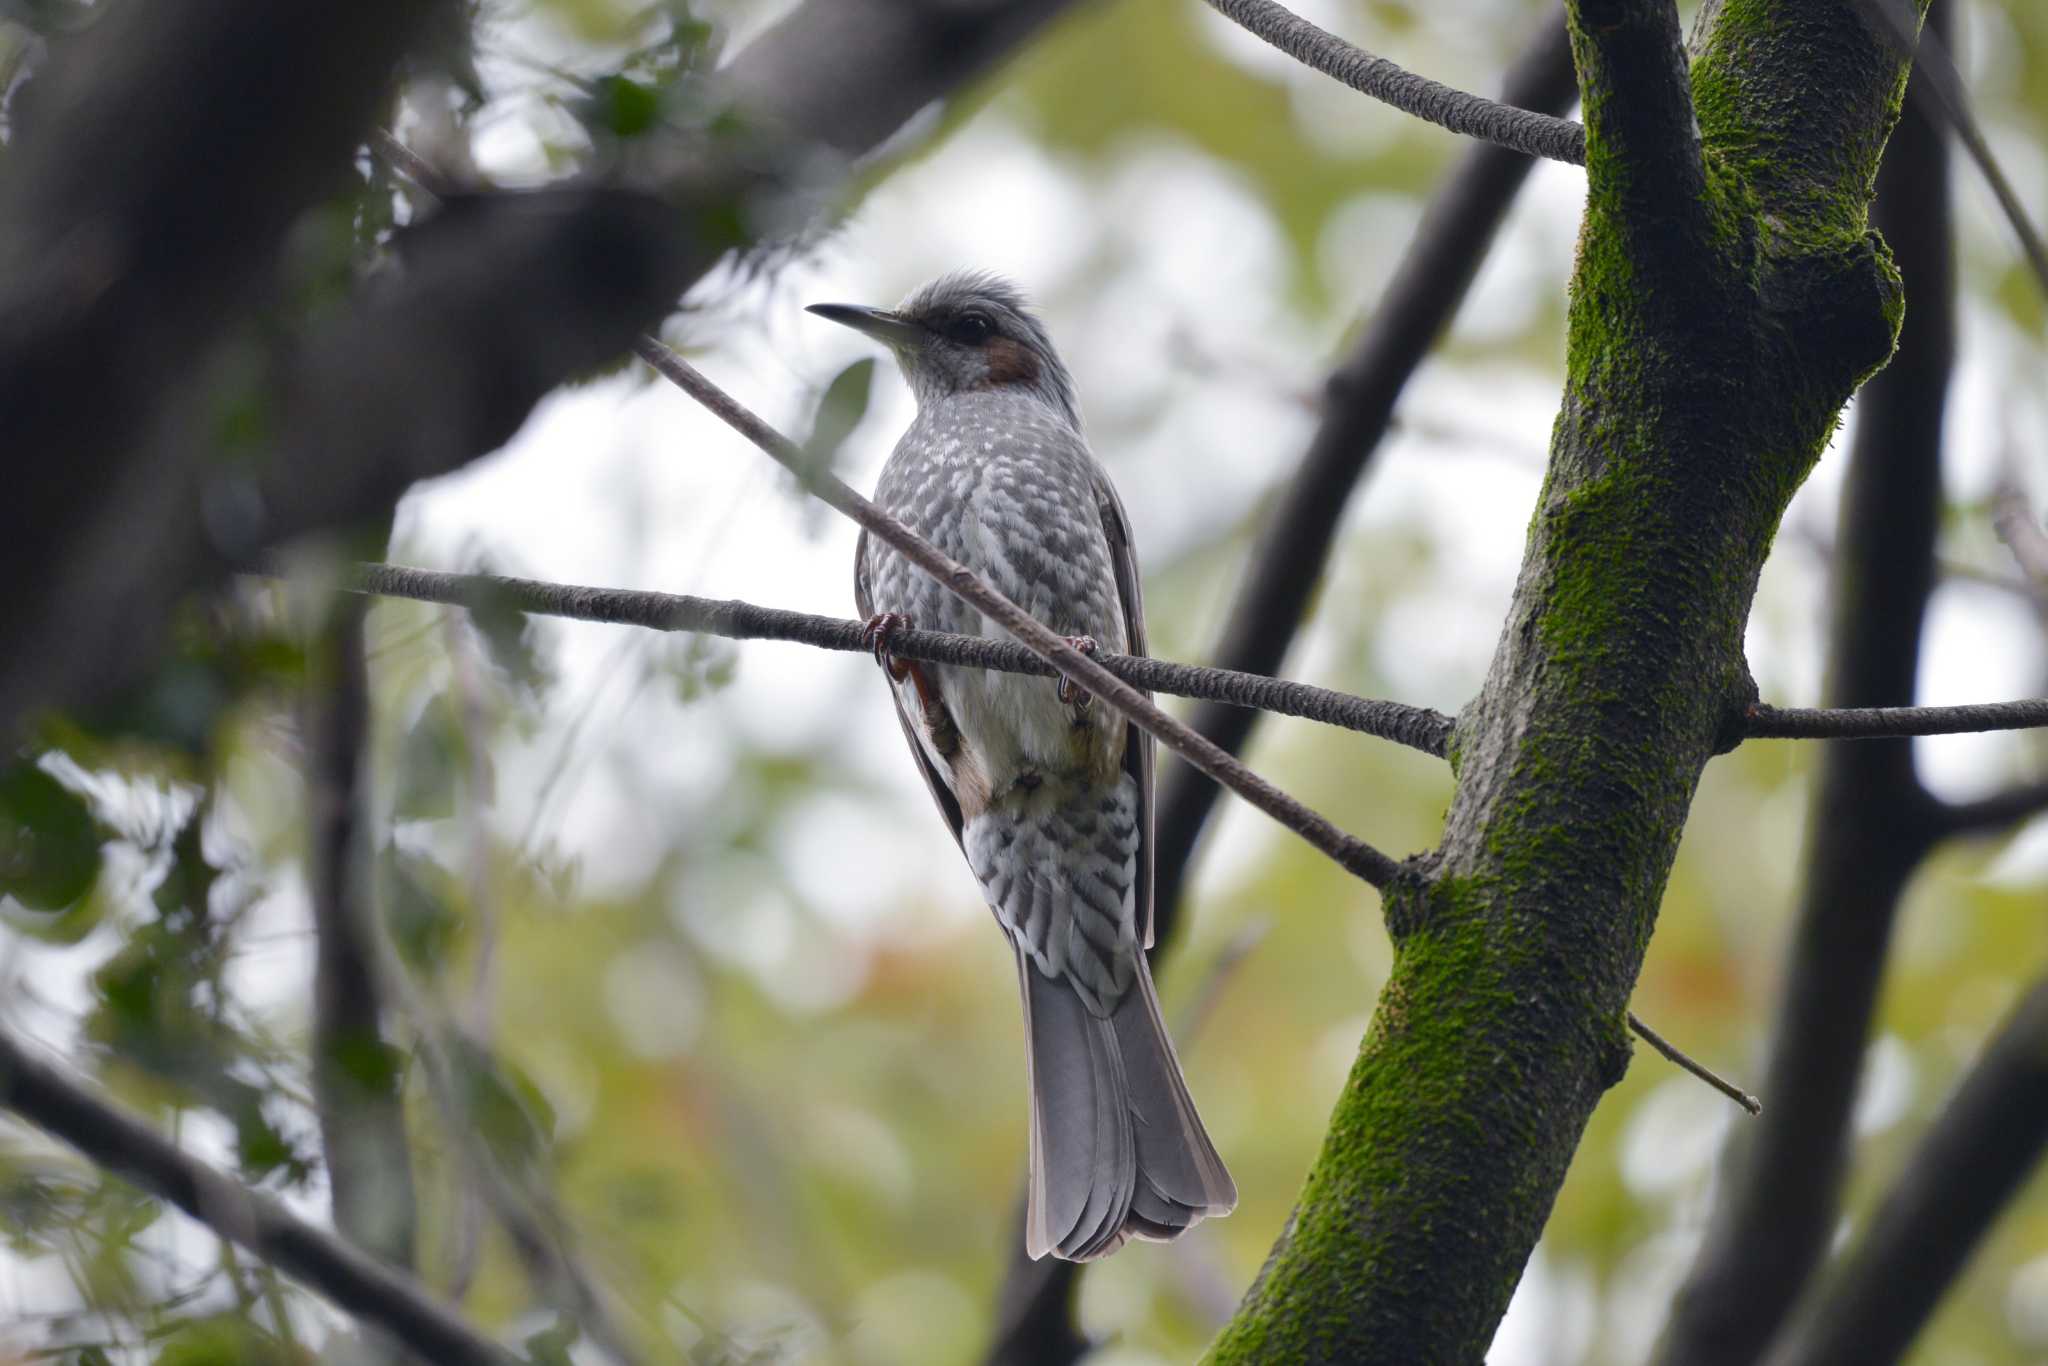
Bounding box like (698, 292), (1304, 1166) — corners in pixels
(0, 0), (1083, 744)
(0, 1029), (518, 1366)
(1765, 974), (2048, 1366)
(305, 596), (421, 1357)
(1938, 778), (2048, 837)
(1153, 9), (1582, 940)
(1202, 0), (1585, 164)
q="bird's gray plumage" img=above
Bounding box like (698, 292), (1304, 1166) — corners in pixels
(820, 271), (1235, 1260)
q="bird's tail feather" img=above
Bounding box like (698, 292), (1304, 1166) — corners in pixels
(1018, 950), (1236, 1261)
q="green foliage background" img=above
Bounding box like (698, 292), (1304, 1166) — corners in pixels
(1, 0), (2045, 1361)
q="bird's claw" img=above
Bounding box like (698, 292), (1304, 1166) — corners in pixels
(862, 612), (915, 682)
(1058, 636), (1098, 710)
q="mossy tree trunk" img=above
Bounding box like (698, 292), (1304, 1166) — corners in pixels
(1209, 1), (1921, 1360)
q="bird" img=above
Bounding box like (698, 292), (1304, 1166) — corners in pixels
(807, 271), (1236, 1261)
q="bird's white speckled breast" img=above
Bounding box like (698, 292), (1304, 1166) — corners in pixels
(863, 390), (1127, 782)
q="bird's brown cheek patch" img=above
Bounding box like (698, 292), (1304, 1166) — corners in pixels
(981, 337), (1041, 388)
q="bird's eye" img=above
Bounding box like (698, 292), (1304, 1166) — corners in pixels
(947, 314), (994, 345)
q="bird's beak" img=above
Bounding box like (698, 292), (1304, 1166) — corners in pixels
(806, 302), (924, 347)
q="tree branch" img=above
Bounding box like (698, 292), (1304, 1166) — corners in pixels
(333, 563), (2048, 749)
(1660, 7), (1947, 1358)
(1762, 973), (2048, 1366)
(0, 1029), (517, 1366)
(1744, 699), (2048, 740)
(340, 562), (1454, 757)
(633, 337), (1408, 889)
(1627, 1012), (1760, 1115)
(1936, 778), (2048, 839)
(1570, 0), (1711, 260)
(0, 0), (434, 740)
(1213, 0), (1919, 1347)
(1153, 8), (1582, 944)
(1200, 0), (1586, 164)
(0, 0), (1083, 744)
(305, 595), (421, 1354)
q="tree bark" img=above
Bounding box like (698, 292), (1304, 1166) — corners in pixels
(1658, 4), (1953, 1357)
(1209, 0), (1920, 1357)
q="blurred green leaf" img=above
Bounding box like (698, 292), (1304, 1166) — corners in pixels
(589, 73), (662, 137)
(383, 842), (463, 972)
(798, 358), (875, 481)
(395, 696), (462, 821)
(154, 1314), (291, 1366)
(448, 1035), (556, 1176)
(0, 760), (102, 913)
(469, 580), (553, 698)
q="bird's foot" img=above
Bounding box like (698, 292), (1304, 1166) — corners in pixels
(1057, 636), (1099, 710)
(862, 612), (915, 683)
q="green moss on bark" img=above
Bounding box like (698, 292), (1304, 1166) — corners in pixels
(1208, 2), (1920, 1360)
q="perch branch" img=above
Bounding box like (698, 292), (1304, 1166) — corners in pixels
(341, 562), (1454, 756)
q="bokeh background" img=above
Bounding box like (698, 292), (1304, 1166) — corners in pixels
(2, 0), (2046, 1361)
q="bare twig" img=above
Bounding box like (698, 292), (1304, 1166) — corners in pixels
(1744, 700), (2048, 740)
(1201, 0), (1586, 164)
(0, 1029), (517, 1366)
(1627, 1012), (1761, 1116)
(340, 562), (1455, 756)
(633, 337), (1409, 889)
(1763, 974), (2048, 1366)
(1153, 9), (1581, 938)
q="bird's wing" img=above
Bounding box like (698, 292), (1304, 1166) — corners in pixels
(855, 528), (967, 851)
(1093, 471), (1156, 949)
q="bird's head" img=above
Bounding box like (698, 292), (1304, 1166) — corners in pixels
(807, 271), (1081, 428)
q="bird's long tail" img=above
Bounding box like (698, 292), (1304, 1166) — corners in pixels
(1017, 948), (1237, 1261)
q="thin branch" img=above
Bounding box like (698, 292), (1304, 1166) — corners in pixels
(1153, 8), (1581, 939)
(0, 1029), (518, 1366)
(1744, 699), (2048, 740)
(340, 562), (1455, 757)
(1200, 0), (1586, 164)
(633, 336), (1409, 889)
(1762, 974), (2048, 1366)
(1627, 1012), (1761, 1116)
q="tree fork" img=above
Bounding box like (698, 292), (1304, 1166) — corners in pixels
(1209, 0), (1919, 1358)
